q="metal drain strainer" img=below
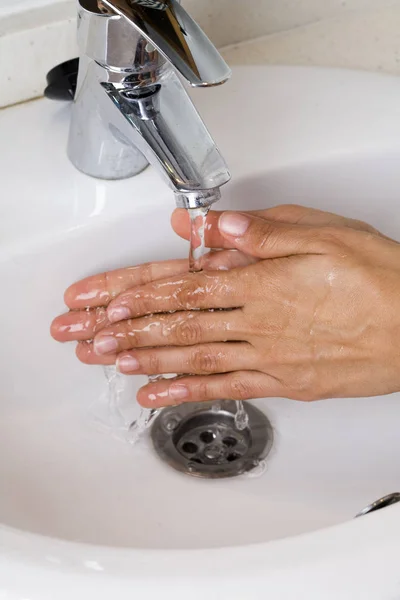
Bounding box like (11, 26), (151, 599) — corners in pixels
(151, 400), (273, 478)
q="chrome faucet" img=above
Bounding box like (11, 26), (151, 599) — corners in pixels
(68, 0), (232, 208)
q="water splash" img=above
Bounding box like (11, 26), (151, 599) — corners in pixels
(102, 365), (126, 428)
(234, 400), (249, 431)
(244, 458), (267, 479)
(188, 208), (249, 429)
(127, 406), (159, 445)
(126, 374), (163, 444)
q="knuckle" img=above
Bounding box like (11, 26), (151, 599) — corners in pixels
(189, 347), (220, 374)
(140, 262), (154, 285)
(147, 352), (161, 374)
(119, 319), (139, 348)
(349, 218), (374, 233)
(228, 374), (254, 401)
(175, 279), (206, 309)
(92, 307), (108, 334)
(195, 380), (211, 401)
(317, 226), (350, 250)
(128, 290), (150, 317)
(256, 222), (276, 251)
(174, 317), (203, 346)
(286, 368), (319, 402)
(267, 204), (304, 221)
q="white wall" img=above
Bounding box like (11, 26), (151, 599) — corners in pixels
(0, 0), (64, 17)
(1, 0), (400, 42)
(1, 0), (400, 108)
(186, 0), (400, 47)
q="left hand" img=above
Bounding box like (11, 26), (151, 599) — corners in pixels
(52, 205), (400, 408)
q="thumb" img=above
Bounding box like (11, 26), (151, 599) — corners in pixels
(218, 211), (329, 259)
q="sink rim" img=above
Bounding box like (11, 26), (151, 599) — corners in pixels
(1, 503), (400, 584)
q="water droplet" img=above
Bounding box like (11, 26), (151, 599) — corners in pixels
(244, 459), (267, 479)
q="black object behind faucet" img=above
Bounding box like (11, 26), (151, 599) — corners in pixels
(44, 58), (79, 101)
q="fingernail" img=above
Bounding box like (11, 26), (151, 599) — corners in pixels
(107, 305), (131, 323)
(219, 212), (250, 237)
(169, 383), (190, 400)
(94, 336), (118, 355)
(117, 355), (140, 373)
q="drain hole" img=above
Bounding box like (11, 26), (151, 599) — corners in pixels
(223, 436), (237, 448)
(151, 400), (274, 479)
(227, 453), (241, 462)
(181, 442), (198, 455)
(200, 431), (216, 444)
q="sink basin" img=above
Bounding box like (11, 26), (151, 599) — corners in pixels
(1, 65), (400, 598)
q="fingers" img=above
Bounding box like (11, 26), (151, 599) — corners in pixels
(63, 253), (254, 314)
(218, 212), (333, 259)
(92, 309), (244, 357)
(52, 252), (253, 343)
(106, 270), (245, 323)
(171, 205), (383, 249)
(64, 259), (190, 310)
(253, 204), (381, 233)
(116, 342), (255, 376)
(136, 371), (283, 408)
(51, 307), (109, 342)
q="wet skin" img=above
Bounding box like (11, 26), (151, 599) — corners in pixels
(52, 205), (400, 408)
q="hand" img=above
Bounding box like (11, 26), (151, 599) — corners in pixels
(51, 249), (256, 364)
(52, 204), (400, 407)
(52, 204), (358, 357)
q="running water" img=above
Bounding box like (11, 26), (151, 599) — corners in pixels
(189, 207), (209, 273)
(188, 208), (249, 431)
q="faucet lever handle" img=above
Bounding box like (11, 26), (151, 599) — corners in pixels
(99, 0), (231, 87)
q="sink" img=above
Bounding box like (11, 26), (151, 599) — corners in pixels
(1, 66), (400, 598)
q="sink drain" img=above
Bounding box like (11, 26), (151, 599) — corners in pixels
(151, 400), (273, 478)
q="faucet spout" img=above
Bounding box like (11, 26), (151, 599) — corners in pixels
(68, 0), (231, 205)
(101, 70), (230, 194)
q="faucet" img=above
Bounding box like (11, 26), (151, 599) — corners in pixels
(68, 0), (232, 208)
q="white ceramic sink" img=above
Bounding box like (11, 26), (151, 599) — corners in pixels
(1, 66), (400, 598)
